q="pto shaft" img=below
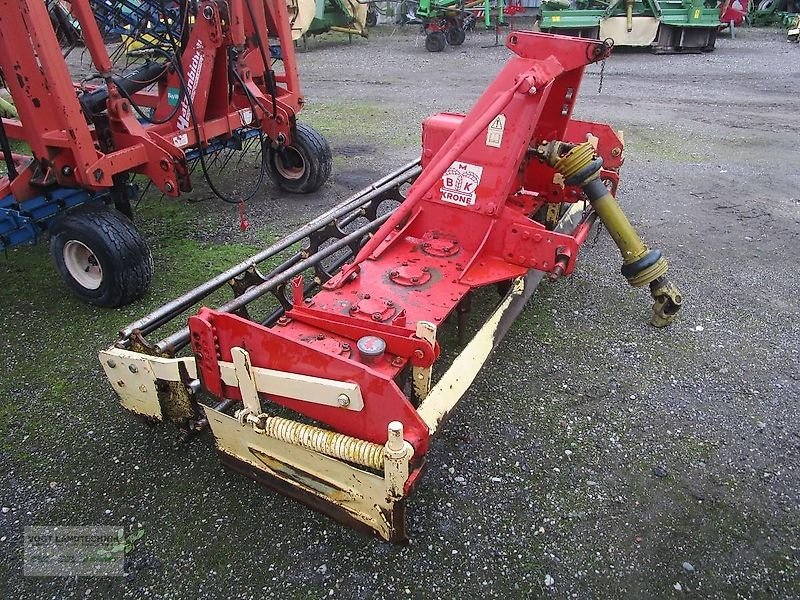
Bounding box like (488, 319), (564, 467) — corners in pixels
(626, 0), (634, 31)
(537, 141), (683, 327)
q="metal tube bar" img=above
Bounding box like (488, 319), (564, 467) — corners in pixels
(68, 0), (115, 75)
(134, 185), (402, 341)
(259, 248), (356, 327)
(156, 211), (394, 353)
(119, 160), (420, 340)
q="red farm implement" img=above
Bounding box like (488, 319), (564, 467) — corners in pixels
(0, 0), (331, 306)
(100, 31), (683, 542)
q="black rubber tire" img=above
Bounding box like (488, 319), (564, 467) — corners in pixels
(49, 203), (153, 307)
(266, 122), (332, 194)
(425, 31), (447, 52)
(366, 7), (378, 27)
(446, 26), (466, 46)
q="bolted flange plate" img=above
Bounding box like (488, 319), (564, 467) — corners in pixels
(421, 231), (460, 257)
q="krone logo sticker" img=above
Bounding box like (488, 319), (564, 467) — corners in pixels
(440, 161), (483, 207)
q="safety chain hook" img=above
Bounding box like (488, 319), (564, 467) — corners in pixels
(599, 60), (605, 94)
(591, 38), (614, 94)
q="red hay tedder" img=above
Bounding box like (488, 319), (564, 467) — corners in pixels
(0, 0), (331, 306)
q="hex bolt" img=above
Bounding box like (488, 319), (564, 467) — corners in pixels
(337, 394), (351, 407)
(106, 360), (117, 368)
(128, 364), (138, 373)
(165, 182), (174, 193)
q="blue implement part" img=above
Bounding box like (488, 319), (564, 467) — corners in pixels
(0, 188), (95, 252)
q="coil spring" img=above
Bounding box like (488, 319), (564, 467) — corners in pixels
(553, 142), (597, 181)
(257, 414), (385, 471)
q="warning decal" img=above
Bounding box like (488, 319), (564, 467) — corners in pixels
(486, 114), (506, 148)
(440, 161), (483, 207)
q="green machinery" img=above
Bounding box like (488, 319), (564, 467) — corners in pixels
(413, 0), (516, 52)
(287, 0), (370, 40)
(749, 0), (799, 27)
(540, 0), (721, 53)
(413, 0), (474, 52)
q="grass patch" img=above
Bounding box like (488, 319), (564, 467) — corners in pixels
(302, 100), (418, 148)
(621, 124), (709, 163)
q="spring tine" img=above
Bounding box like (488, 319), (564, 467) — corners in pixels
(204, 149), (224, 171)
(139, 179), (153, 200)
(233, 151), (250, 170)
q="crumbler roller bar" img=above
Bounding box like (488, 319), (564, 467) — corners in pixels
(100, 32), (683, 543)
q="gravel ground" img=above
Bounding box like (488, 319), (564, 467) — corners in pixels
(1, 23), (799, 599)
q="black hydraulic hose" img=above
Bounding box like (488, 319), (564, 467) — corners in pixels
(80, 60), (168, 115)
(159, 0), (266, 205)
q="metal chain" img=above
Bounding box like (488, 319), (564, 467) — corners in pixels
(598, 59), (606, 94)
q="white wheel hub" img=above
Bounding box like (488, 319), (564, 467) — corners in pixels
(63, 240), (103, 290)
(274, 147), (306, 181)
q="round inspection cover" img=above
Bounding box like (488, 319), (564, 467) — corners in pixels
(421, 231), (460, 257)
(388, 264), (432, 287)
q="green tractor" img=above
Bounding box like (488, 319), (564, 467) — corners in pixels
(540, 0), (721, 53)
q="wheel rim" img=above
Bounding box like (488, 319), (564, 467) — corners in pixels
(63, 240), (103, 290)
(273, 147), (306, 181)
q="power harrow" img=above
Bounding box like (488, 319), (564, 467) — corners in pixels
(101, 31), (683, 542)
(0, 0), (331, 306)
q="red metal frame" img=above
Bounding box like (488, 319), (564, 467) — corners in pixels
(719, 0), (749, 27)
(189, 33), (623, 469)
(0, 0), (304, 203)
